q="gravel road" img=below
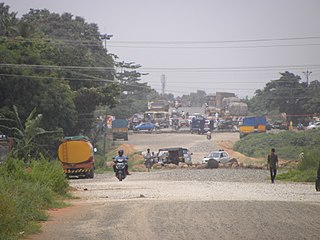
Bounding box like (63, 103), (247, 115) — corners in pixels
(127, 132), (239, 163)
(28, 132), (320, 240)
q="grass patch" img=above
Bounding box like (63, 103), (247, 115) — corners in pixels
(234, 130), (320, 160)
(277, 150), (320, 182)
(234, 130), (320, 182)
(0, 157), (69, 239)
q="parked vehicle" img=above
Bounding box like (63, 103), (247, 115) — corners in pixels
(273, 120), (288, 130)
(113, 156), (128, 181)
(133, 122), (155, 131)
(157, 147), (192, 165)
(58, 136), (95, 178)
(202, 150), (231, 165)
(112, 119), (128, 141)
(297, 123), (304, 131)
(239, 116), (267, 138)
(306, 122), (320, 130)
(144, 111), (170, 128)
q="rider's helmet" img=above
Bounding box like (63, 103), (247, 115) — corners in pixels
(118, 149), (124, 156)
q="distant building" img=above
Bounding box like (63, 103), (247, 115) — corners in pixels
(205, 94), (217, 107)
(216, 92), (236, 108)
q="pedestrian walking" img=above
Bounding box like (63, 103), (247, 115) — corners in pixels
(267, 148), (279, 183)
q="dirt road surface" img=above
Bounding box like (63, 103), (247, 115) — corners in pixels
(29, 132), (320, 240)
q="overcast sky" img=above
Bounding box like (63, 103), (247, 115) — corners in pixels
(4, 0), (320, 97)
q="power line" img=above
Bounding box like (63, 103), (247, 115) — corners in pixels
(0, 63), (115, 71)
(109, 36), (320, 44)
(2, 73), (315, 86)
(107, 43), (320, 49)
(0, 73), (115, 83)
(1, 63), (320, 72)
(5, 35), (320, 45)
(0, 73), (152, 90)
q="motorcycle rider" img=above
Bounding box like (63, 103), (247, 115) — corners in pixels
(206, 130), (212, 140)
(113, 149), (130, 175)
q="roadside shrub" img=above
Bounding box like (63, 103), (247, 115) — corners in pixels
(0, 157), (69, 239)
(0, 187), (23, 240)
(94, 154), (108, 169)
(234, 130), (320, 160)
(277, 149), (320, 182)
(298, 150), (320, 171)
(29, 158), (69, 195)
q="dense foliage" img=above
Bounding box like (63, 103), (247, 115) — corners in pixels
(246, 71), (320, 123)
(0, 3), (120, 139)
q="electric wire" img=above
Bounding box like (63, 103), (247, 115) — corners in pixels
(6, 35), (320, 45)
(1, 63), (320, 72)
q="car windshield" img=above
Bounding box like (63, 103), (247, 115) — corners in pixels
(208, 152), (220, 158)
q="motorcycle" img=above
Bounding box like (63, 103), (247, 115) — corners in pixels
(206, 131), (212, 140)
(113, 157), (128, 181)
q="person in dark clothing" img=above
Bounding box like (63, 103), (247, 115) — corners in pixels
(316, 162), (320, 191)
(267, 148), (279, 183)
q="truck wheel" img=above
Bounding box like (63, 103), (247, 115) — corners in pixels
(207, 159), (219, 169)
(316, 179), (320, 191)
(89, 169), (94, 178)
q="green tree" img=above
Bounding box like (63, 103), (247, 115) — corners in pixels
(302, 80), (320, 114)
(108, 60), (153, 118)
(0, 6), (120, 136)
(247, 72), (308, 118)
(0, 3), (19, 37)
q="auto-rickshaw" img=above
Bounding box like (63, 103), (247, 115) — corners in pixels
(156, 147), (192, 165)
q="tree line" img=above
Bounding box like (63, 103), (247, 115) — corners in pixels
(0, 3), (158, 160)
(245, 71), (320, 123)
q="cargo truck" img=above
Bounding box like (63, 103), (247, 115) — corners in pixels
(112, 119), (129, 141)
(239, 116), (267, 138)
(58, 136), (95, 178)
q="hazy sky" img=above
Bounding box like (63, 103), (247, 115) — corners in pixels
(4, 0), (320, 97)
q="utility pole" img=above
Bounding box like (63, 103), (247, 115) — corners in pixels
(161, 74), (166, 96)
(100, 33), (113, 50)
(303, 70), (312, 85)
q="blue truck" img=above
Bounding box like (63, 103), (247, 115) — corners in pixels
(239, 116), (267, 138)
(190, 116), (206, 134)
(112, 119), (129, 141)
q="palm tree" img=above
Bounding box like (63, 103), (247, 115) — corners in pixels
(0, 106), (63, 162)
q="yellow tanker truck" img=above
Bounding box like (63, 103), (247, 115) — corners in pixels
(58, 136), (95, 178)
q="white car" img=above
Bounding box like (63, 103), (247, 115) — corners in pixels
(202, 150), (231, 164)
(306, 122), (320, 130)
